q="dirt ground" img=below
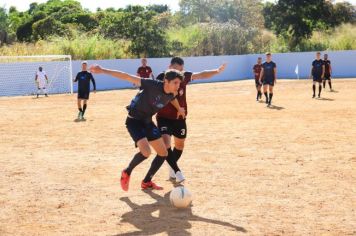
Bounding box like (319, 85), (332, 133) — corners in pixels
(0, 79), (355, 236)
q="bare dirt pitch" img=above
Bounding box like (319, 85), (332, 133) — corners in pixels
(0, 79), (355, 236)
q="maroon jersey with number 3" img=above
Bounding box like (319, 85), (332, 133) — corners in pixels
(156, 71), (193, 120)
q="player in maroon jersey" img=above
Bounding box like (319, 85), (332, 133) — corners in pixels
(253, 57), (263, 101)
(137, 58), (154, 79)
(156, 57), (226, 183)
(323, 54), (333, 91)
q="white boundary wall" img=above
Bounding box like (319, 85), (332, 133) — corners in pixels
(71, 50), (356, 92)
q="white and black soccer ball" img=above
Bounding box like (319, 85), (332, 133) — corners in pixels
(169, 186), (192, 208)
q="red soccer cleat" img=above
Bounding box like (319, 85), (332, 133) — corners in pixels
(141, 180), (163, 190)
(120, 169), (130, 191)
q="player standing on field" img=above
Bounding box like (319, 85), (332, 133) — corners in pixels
(259, 53), (277, 107)
(137, 58), (154, 79)
(310, 52), (325, 98)
(253, 57), (263, 101)
(156, 57), (227, 183)
(35, 66), (49, 98)
(90, 64), (184, 191)
(74, 61), (96, 120)
(323, 54), (332, 91)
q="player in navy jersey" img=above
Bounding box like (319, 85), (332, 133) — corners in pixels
(323, 54), (332, 91)
(259, 53), (277, 107)
(310, 52), (325, 98)
(74, 61), (96, 120)
(90, 64), (183, 191)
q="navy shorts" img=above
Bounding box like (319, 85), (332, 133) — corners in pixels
(313, 76), (322, 83)
(78, 90), (89, 100)
(324, 75), (331, 80)
(125, 117), (161, 145)
(156, 117), (187, 139)
(263, 79), (274, 86)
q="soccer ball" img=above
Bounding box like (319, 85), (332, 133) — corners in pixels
(169, 186), (192, 208)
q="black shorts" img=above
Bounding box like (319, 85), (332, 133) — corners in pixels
(125, 117), (161, 145)
(324, 75), (331, 80)
(78, 90), (90, 100)
(255, 79), (262, 87)
(263, 79), (274, 86)
(156, 117), (187, 139)
(313, 76), (322, 83)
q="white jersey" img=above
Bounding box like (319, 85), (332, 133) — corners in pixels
(36, 71), (47, 87)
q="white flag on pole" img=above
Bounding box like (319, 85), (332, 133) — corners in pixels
(295, 64), (299, 80)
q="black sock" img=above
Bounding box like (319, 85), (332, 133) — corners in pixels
(318, 85), (322, 96)
(78, 108), (83, 112)
(329, 81), (332, 89)
(323, 81), (326, 88)
(125, 152), (146, 176)
(269, 93), (273, 103)
(313, 85), (316, 95)
(172, 148), (183, 162)
(256, 91), (259, 100)
(143, 155), (166, 183)
(166, 148), (180, 173)
(82, 104), (87, 115)
(264, 92), (268, 102)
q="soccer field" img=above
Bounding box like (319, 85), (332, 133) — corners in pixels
(0, 79), (355, 235)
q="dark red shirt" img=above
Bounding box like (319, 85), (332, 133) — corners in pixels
(253, 64), (262, 80)
(156, 71), (193, 120)
(137, 66), (153, 78)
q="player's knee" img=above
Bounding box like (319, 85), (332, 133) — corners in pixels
(139, 146), (151, 158)
(157, 149), (168, 157)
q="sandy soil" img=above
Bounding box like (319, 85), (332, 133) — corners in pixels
(0, 79), (355, 236)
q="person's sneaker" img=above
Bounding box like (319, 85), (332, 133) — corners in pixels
(141, 180), (163, 190)
(168, 167), (176, 180)
(120, 170), (130, 191)
(175, 171), (185, 184)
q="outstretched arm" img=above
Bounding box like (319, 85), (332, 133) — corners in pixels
(191, 63), (227, 80)
(90, 64), (141, 86)
(259, 68), (264, 82)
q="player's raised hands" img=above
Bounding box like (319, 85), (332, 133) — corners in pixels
(217, 63), (227, 73)
(90, 64), (103, 74)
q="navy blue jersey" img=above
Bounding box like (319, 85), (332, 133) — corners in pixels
(75, 71), (96, 92)
(312, 59), (324, 77)
(262, 61), (276, 81)
(127, 79), (175, 123)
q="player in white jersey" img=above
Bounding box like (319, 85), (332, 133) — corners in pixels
(35, 66), (49, 98)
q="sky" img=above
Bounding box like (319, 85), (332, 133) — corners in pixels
(1, 0), (355, 12)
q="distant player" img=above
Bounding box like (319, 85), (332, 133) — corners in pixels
(90, 64), (184, 191)
(253, 57), (263, 101)
(35, 66), (48, 98)
(259, 53), (277, 107)
(137, 58), (154, 79)
(323, 54), (332, 91)
(73, 61), (96, 120)
(156, 57), (226, 183)
(310, 52), (325, 98)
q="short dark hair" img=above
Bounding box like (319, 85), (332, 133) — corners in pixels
(164, 69), (184, 81)
(171, 57), (184, 66)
